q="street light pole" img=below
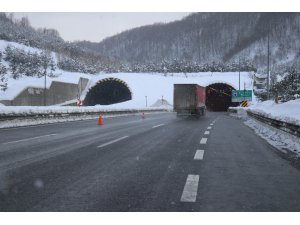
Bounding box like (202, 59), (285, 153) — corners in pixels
(267, 30), (270, 100)
(238, 35), (241, 91)
(44, 70), (46, 106)
(239, 55), (241, 90)
(145, 96), (147, 107)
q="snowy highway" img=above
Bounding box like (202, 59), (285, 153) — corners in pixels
(1, 112), (300, 211)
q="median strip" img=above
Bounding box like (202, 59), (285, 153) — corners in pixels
(180, 174), (200, 202)
(97, 136), (129, 148)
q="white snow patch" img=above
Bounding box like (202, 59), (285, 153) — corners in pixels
(0, 109), (168, 129)
(245, 119), (300, 155)
(248, 99), (300, 126)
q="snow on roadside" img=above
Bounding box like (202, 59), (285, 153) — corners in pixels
(229, 99), (300, 155)
(0, 111), (169, 129)
(248, 99), (300, 126)
(245, 118), (300, 155)
(0, 105), (168, 115)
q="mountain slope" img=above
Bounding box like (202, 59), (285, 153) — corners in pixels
(77, 12), (300, 73)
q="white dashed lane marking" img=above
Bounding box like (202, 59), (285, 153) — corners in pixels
(207, 126), (212, 129)
(180, 174), (200, 202)
(97, 136), (129, 148)
(204, 131), (210, 135)
(200, 138), (207, 144)
(210, 123), (214, 126)
(194, 150), (205, 160)
(3, 134), (57, 145)
(152, 124), (165, 129)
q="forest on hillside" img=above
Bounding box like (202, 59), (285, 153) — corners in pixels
(0, 13), (119, 74)
(77, 12), (300, 75)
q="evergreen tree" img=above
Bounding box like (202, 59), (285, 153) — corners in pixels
(0, 63), (8, 91)
(271, 69), (300, 101)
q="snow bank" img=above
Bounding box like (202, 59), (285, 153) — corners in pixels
(248, 99), (300, 126)
(0, 105), (167, 115)
(245, 119), (300, 155)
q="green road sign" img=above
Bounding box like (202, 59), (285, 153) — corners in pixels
(232, 90), (252, 102)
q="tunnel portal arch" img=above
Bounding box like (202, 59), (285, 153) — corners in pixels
(206, 83), (239, 111)
(84, 77), (132, 106)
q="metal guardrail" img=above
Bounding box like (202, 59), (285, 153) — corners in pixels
(246, 110), (300, 138)
(0, 109), (168, 122)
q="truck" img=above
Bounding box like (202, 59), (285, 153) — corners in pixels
(173, 84), (206, 117)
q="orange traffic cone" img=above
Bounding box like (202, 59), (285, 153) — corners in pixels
(98, 113), (103, 125)
(141, 112), (145, 119)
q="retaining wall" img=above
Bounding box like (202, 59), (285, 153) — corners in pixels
(0, 78), (89, 106)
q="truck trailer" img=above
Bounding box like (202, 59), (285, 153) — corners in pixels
(173, 84), (206, 117)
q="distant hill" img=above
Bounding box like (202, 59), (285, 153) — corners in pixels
(76, 12), (300, 74)
(0, 13), (118, 74)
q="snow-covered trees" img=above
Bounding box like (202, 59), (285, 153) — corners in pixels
(57, 55), (97, 74)
(271, 70), (300, 101)
(3, 45), (56, 79)
(122, 59), (256, 73)
(0, 65), (7, 91)
(0, 13), (110, 74)
(0, 51), (7, 91)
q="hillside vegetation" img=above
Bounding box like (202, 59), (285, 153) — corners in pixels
(77, 13), (300, 74)
(0, 13), (119, 74)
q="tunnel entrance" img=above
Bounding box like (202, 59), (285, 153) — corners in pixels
(206, 83), (239, 111)
(84, 77), (132, 106)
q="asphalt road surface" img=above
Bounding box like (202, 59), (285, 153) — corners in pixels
(0, 112), (300, 212)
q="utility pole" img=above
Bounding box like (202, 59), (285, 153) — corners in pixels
(238, 55), (241, 90)
(238, 35), (241, 90)
(44, 70), (46, 106)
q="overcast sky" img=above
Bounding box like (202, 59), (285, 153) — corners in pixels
(13, 12), (191, 42)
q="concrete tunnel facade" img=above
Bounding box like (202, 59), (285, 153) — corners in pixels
(84, 79), (239, 111)
(83, 77), (132, 106)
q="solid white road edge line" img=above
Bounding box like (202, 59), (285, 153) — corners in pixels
(97, 136), (129, 148)
(3, 134), (57, 144)
(194, 150), (205, 160)
(180, 174), (200, 202)
(204, 131), (210, 135)
(152, 124), (165, 128)
(200, 138), (208, 144)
